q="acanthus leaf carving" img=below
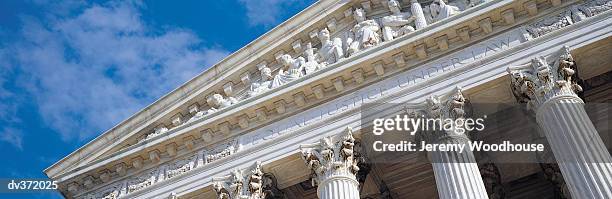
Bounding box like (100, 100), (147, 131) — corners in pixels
(507, 46), (582, 110)
(300, 127), (360, 186)
(408, 87), (472, 143)
(212, 161), (266, 199)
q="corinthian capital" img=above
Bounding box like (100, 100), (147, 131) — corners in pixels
(409, 87), (472, 144)
(300, 127), (360, 186)
(507, 46), (583, 110)
(407, 86), (468, 120)
(212, 162), (266, 199)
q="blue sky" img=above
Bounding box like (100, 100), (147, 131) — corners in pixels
(0, 0), (315, 198)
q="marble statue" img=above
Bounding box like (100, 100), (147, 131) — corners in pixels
(271, 54), (305, 88)
(187, 106), (218, 123)
(145, 127), (168, 140)
(382, 0), (416, 41)
(210, 94), (237, 109)
(185, 94), (234, 123)
(302, 42), (323, 75)
(428, 0), (460, 23)
(248, 66), (273, 97)
(411, 0), (428, 29)
(316, 28), (344, 65)
(347, 8), (381, 55)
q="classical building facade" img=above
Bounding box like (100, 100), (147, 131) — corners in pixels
(45, 0), (612, 198)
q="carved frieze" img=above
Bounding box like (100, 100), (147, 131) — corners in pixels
(77, 138), (238, 198)
(204, 139), (239, 164)
(98, 181), (127, 199)
(127, 168), (162, 193)
(166, 155), (197, 179)
(524, 0), (612, 39)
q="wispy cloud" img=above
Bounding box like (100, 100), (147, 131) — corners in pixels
(0, 48), (24, 150)
(0, 128), (24, 150)
(5, 1), (229, 142)
(238, 0), (312, 27)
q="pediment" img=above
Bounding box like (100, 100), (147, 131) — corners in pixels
(71, 0), (488, 166)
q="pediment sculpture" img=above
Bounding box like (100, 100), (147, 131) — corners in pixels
(347, 8), (382, 56)
(303, 42), (324, 75)
(141, 126), (168, 142)
(382, 0), (416, 41)
(210, 93), (237, 109)
(271, 54), (306, 88)
(426, 0), (461, 23)
(317, 28), (344, 65)
(248, 64), (274, 98)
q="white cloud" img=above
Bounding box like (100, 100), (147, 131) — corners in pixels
(0, 128), (24, 150)
(239, 0), (311, 27)
(9, 1), (229, 141)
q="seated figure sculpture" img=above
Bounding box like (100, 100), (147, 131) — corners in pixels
(143, 126), (168, 141)
(316, 28), (344, 65)
(347, 8), (381, 55)
(271, 54), (305, 88)
(187, 107), (217, 123)
(382, 0), (416, 41)
(209, 93), (237, 110)
(247, 66), (273, 97)
(428, 0), (460, 23)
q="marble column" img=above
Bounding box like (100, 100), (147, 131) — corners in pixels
(300, 127), (361, 199)
(507, 46), (612, 199)
(416, 87), (489, 199)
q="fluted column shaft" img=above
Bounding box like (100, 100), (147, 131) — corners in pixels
(317, 174), (360, 199)
(415, 87), (489, 199)
(429, 135), (489, 199)
(507, 46), (612, 198)
(535, 96), (612, 198)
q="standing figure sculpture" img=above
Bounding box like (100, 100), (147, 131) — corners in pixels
(302, 42), (323, 75)
(316, 28), (344, 65)
(428, 0), (460, 23)
(347, 8), (381, 56)
(382, 0), (416, 41)
(271, 54), (305, 88)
